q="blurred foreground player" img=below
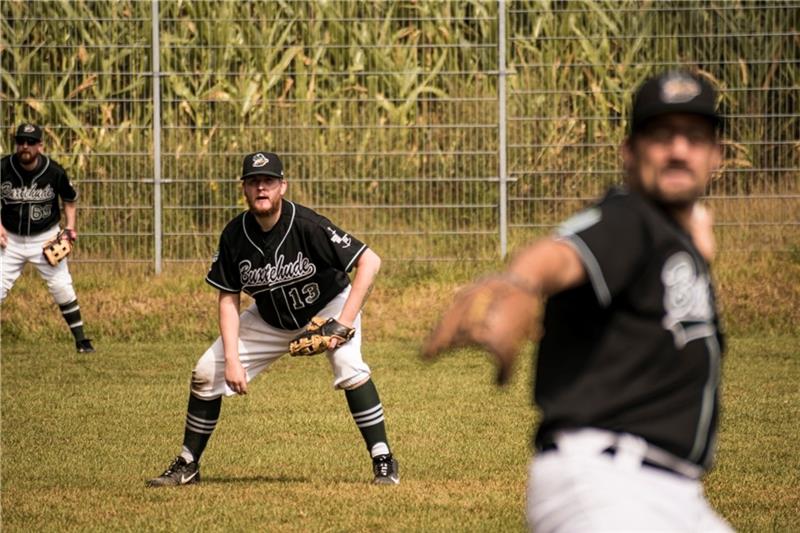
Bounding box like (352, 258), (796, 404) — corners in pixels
(423, 71), (731, 531)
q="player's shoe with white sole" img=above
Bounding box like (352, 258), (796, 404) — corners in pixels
(147, 456), (200, 487)
(372, 454), (399, 485)
(76, 339), (95, 353)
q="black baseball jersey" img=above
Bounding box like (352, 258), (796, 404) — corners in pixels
(1, 154), (78, 236)
(534, 187), (724, 470)
(206, 199), (368, 330)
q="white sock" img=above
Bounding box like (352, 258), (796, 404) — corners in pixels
(180, 446), (195, 463)
(370, 442), (390, 458)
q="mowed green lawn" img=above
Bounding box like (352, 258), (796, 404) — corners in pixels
(1, 336), (798, 532)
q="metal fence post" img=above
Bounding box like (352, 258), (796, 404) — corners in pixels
(498, 0), (508, 259)
(151, 0), (163, 274)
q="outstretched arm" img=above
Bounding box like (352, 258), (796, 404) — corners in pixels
(506, 238), (587, 296)
(422, 236), (587, 384)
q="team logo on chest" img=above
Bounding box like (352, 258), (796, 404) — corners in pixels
(239, 251), (316, 289)
(661, 251), (715, 348)
(1, 182), (56, 202)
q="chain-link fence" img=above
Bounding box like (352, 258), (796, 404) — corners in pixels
(2, 0), (798, 271)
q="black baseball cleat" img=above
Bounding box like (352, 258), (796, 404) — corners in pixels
(147, 456), (200, 487)
(76, 339), (95, 353)
(372, 454), (399, 485)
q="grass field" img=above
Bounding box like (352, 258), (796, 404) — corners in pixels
(1, 332), (798, 532)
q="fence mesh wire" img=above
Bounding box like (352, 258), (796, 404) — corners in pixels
(2, 0), (798, 269)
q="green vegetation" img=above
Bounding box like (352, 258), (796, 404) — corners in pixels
(1, 1), (797, 263)
(1, 1), (798, 525)
(0, 334), (797, 532)
(1, 243), (798, 532)
(2, 245), (799, 346)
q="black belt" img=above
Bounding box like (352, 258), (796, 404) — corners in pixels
(538, 441), (698, 479)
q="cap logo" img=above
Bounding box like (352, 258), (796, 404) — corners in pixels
(251, 153), (269, 168)
(660, 73), (701, 104)
(23, 124), (36, 133)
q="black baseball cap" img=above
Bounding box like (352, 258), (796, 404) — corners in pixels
(15, 123), (43, 143)
(241, 151), (284, 180)
(630, 71), (722, 134)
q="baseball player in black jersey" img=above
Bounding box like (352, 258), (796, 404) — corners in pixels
(1, 124), (95, 353)
(424, 71), (731, 531)
(149, 151), (398, 486)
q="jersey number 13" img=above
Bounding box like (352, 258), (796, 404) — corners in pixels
(287, 282), (321, 309)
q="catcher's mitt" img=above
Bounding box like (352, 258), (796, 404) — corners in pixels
(421, 273), (543, 385)
(289, 316), (356, 356)
(42, 230), (74, 267)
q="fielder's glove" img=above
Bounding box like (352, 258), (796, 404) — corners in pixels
(289, 316), (356, 356)
(42, 230), (74, 267)
(421, 273), (543, 385)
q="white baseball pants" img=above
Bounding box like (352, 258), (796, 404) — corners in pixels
(527, 429), (733, 532)
(0, 225), (77, 304)
(191, 285), (371, 399)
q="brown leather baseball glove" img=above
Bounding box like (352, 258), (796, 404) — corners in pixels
(289, 316), (356, 356)
(42, 230), (74, 267)
(421, 273), (543, 385)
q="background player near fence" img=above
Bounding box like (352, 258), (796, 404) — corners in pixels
(423, 71), (732, 531)
(0, 123), (94, 353)
(148, 151), (399, 486)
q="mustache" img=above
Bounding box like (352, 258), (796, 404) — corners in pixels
(663, 160), (694, 177)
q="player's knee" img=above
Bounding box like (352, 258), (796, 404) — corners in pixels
(190, 358), (216, 394)
(48, 283), (76, 305)
(337, 370), (372, 390)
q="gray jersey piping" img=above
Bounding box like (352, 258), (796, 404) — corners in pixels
(241, 212), (265, 257)
(274, 200), (296, 255)
(345, 243), (368, 271)
(269, 289), (287, 329)
(10, 155), (50, 182)
(558, 234), (612, 307)
(273, 201), (301, 328)
(205, 277), (238, 293)
(281, 286), (302, 328)
(688, 334), (721, 463)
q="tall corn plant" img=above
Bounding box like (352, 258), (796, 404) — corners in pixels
(156, 1), (502, 262)
(507, 0), (798, 251)
(1, 0), (154, 260)
(2, 0), (796, 261)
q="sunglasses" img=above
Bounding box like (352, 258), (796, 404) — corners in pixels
(15, 138), (41, 146)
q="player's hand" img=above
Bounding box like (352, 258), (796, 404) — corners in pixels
(422, 274), (543, 385)
(689, 203), (715, 262)
(225, 358), (248, 395)
(64, 227), (78, 241)
(0, 225), (7, 249)
(327, 318), (353, 350)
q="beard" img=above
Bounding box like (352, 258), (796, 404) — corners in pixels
(652, 171), (705, 209)
(17, 151), (37, 165)
(632, 160), (705, 210)
(651, 184), (703, 209)
(246, 196), (280, 218)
